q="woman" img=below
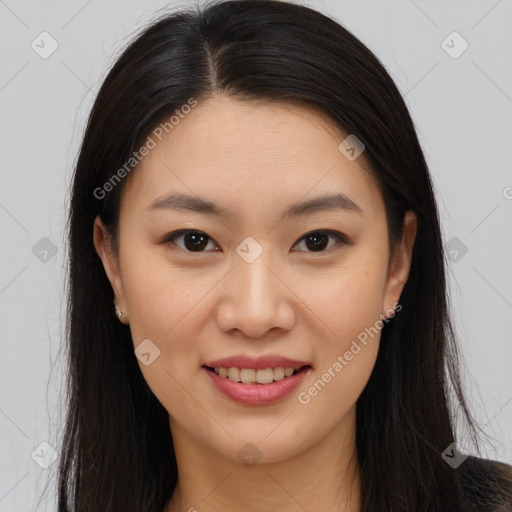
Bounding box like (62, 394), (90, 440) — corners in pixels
(58, 0), (512, 510)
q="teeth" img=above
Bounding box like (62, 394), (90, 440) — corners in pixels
(256, 368), (274, 384)
(212, 366), (301, 384)
(228, 367), (240, 382)
(273, 367), (285, 380)
(240, 368), (255, 383)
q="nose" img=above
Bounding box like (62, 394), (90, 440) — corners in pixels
(214, 250), (296, 338)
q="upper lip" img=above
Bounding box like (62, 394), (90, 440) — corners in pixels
(203, 355), (312, 370)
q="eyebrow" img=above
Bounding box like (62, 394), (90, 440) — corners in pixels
(145, 192), (363, 218)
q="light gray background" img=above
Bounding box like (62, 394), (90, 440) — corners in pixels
(0, 0), (511, 510)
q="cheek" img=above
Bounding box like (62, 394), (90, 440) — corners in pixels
(297, 276), (384, 420)
(296, 249), (387, 409)
(309, 251), (389, 345)
(120, 245), (207, 342)
(119, 250), (210, 415)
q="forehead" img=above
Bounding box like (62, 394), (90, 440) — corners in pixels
(121, 95), (382, 219)
(153, 96), (350, 162)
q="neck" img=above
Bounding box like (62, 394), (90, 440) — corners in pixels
(165, 407), (361, 512)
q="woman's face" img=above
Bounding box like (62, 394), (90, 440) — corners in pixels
(94, 96), (416, 465)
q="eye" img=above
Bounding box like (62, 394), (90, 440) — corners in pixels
(163, 230), (220, 253)
(163, 229), (347, 254)
(292, 229), (348, 253)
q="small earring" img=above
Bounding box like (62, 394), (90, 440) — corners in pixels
(114, 304), (123, 319)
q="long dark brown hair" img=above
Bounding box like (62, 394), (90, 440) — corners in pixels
(51, 1), (511, 510)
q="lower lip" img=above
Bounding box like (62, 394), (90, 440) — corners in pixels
(203, 366), (311, 405)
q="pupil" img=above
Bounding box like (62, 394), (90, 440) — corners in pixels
(184, 232), (208, 251)
(306, 233), (328, 251)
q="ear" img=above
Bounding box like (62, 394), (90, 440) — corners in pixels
(382, 210), (417, 318)
(93, 215), (128, 324)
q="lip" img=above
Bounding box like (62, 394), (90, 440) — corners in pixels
(203, 355), (312, 370)
(203, 365), (312, 406)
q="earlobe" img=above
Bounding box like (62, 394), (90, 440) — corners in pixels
(93, 215), (128, 323)
(382, 210), (417, 316)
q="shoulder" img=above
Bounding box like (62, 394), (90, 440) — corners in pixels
(457, 455), (512, 512)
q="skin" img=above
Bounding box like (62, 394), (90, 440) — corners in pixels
(94, 95), (417, 512)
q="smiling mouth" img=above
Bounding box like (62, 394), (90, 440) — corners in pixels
(203, 365), (311, 385)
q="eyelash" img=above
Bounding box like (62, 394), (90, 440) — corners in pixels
(162, 229), (348, 254)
